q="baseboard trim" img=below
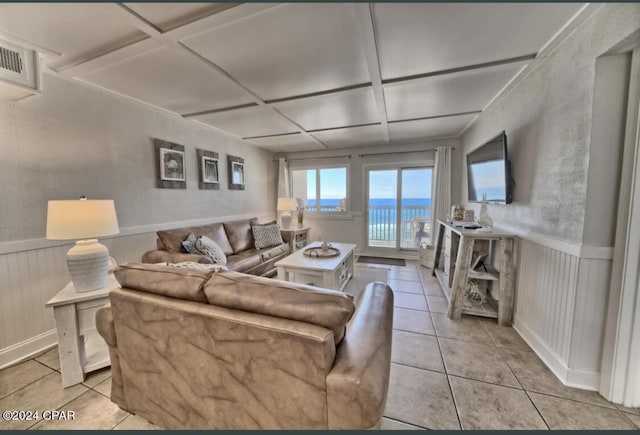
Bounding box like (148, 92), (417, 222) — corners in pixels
(514, 320), (599, 391)
(0, 329), (57, 369)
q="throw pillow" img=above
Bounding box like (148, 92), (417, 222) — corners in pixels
(181, 232), (202, 255)
(196, 235), (228, 265)
(251, 221), (284, 249)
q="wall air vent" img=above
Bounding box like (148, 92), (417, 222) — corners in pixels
(0, 38), (42, 101)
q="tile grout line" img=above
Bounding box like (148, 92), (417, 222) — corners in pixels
(0, 360), (56, 401)
(381, 415), (429, 430)
(523, 390), (552, 430)
(494, 345), (627, 414)
(416, 265), (463, 430)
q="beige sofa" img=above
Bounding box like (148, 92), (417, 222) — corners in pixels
(96, 263), (393, 429)
(141, 217), (291, 277)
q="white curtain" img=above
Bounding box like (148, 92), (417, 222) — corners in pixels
(430, 146), (451, 246)
(277, 157), (290, 197)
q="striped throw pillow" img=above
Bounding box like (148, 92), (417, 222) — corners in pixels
(196, 236), (227, 265)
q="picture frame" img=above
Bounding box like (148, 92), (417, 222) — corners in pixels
(228, 155), (245, 190)
(197, 149), (220, 190)
(154, 139), (186, 189)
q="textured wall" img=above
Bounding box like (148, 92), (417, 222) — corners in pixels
(0, 73), (276, 243)
(0, 72), (276, 364)
(462, 4), (640, 244)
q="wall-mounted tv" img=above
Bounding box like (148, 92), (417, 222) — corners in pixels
(466, 131), (513, 204)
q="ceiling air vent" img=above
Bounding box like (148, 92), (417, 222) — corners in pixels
(0, 46), (24, 74)
(0, 38), (42, 101)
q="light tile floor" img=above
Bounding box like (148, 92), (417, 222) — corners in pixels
(1, 261), (639, 430)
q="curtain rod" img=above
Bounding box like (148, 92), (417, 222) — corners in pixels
(272, 155), (351, 162)
(357, 147), (454, 158)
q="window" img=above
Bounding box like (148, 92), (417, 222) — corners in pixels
(291, 166), (347, 213)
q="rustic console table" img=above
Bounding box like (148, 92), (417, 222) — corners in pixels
(432, 220), (516, 326)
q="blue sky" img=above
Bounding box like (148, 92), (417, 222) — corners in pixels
(299, 167), (433, 200)
(369, 168), (432, 199)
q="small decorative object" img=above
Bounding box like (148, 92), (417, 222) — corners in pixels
(476, 193), (494, 232)
(304, 245), (340, 258)
(228, 155), (245, 190)
(154, 139), (186, 189)
(451, 205), (465, 221)
(46, 197), (120, 292)
(464, 280), (486, 304)
(277, 197), (296, 229)
(464, 209), (475, 222)
(198, 149), (219, 190)
(296, 198), (306, 227)
(321, 241), (332, 252)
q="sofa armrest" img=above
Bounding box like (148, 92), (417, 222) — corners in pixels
(280, 230), (292, 244)
(96, 305), (116, 346)
(325, 282), (393, 429)
(95, 305), (127, 410)
(141, 250), (213, 264)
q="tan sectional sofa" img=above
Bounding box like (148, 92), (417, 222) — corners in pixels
(96, 263), (394, 429)
(141, 217), (291, 277)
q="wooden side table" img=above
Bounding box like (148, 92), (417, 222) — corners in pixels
(281, 227), (310, 252)
(46, 274), (120, 387)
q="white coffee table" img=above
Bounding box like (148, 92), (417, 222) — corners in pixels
(275, 242), (356, 291)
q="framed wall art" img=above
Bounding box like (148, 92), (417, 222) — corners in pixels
(154, 139), (186, 189)
(228, 155), (245, 190)
(198, 149), (220, 190)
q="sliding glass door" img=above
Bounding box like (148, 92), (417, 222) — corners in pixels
(366, 166), (433, 251)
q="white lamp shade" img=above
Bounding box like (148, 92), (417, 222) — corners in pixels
(277, 197), (297, 212)
(47, 200), (120, 240)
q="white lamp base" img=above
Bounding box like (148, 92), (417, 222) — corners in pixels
(67, 239), (109, 292)
(280, 213), (292, 229)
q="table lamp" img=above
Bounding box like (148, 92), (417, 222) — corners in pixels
(277, 197), (296, 229)
(46, 198), (120, 292)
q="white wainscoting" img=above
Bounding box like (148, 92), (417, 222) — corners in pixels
(513, 236), (613, 390)
(0, 212), (274, 369)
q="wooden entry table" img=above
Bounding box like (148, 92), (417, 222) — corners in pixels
(432, 220), (516, 325)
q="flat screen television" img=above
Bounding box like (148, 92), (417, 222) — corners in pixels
(466, 131), (513, 204)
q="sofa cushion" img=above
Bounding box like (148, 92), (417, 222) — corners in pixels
(114, 263), (215, 303)
(223, 218), (257, 254)
(260, 243), (289, 262)
(158, 223), (233, 256)
(251, 221), (284, 249)
(226, 249), (263, 273)
(196, 236), (228, 265)
(204, 271), (355, 344)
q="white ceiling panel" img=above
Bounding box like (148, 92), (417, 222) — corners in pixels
(124, 3), (238, 32)
(194, 106), (300, 138)
(389, 114), (477, 142)
(312, 125), (386, 149)
(384, 61), (527, 122)
(80, 46), (253, 115)
(274, 88), (379, 131)
(0, 3), (146, 70)
(373, 3), (583, 79)
(249, 134), (324, 152)
(182, 3), (370, 100)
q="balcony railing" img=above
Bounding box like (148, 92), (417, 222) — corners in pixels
(368, 205), (431, 249)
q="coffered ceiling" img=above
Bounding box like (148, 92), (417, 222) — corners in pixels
(0, 3), (585, 152)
